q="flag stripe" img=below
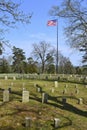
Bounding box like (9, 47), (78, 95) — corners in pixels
(47, 19), (57, 26)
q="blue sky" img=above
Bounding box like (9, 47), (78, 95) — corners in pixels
(4, 0), (82, 66)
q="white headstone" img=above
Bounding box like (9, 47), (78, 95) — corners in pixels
(55, 81), (58, 87)
(5, 76), (8, 80)
(13, 76), (16, 80)
(42, 93), (48, 103)
(78, 98), (83, 104)
(51, 88), (54, 93)
(54, 118), (60, 128)
(3, 90), (9, 102)
(22, 90), (29, 103)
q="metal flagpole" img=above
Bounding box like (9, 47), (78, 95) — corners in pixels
(47, 19), (58, 74)
(56, 19), (58, 74)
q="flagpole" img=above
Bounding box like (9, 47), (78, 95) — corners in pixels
(56, 19), (58, 74)
(47, 19), (58, 74)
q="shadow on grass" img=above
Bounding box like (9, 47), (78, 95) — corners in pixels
(47, 94), (87, 118)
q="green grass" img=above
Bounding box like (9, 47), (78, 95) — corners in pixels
(0, 79), (87, 130)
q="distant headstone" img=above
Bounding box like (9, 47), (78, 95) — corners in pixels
(13, 76), (16, 80)
(54, 118), (60, 128)
(63, 88), (67, 94)
(42, 93), (48, 103)
(22, 90), (29, 103)
(75, 89), (79, 94)
(65, 84), (68, 88)
(78, 98), (83, 104)
(75, 84), (78, 88)
(55, 81), (58, 87)
(51, 88), (54, 93)
(25, 117), (31, 127)
(34, 83), (36, 87)
(70, 75), (72, 77)
(11, 82), (13, 86)
(85, 76), (87, 80)
(36, 87), (41, 92)
(5, 76), (8, 80)
(3, 90), (9, 102)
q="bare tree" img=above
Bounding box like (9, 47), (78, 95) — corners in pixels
(0, 0), (32, 54)
(31, 41), (55, 73)
(49, 0), (87, 63)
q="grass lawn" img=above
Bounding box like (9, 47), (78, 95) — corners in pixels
(0, 79), (87, 130)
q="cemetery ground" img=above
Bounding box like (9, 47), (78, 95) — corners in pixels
(0, 78), (87, 130)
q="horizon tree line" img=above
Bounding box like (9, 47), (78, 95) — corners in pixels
(0, 41), (86, 74)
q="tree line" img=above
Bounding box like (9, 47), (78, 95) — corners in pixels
(0, 41), (86, 74)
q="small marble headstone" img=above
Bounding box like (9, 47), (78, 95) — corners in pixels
(42, 93), (48, 103)
(70, 75), (72, 77)
(3, 90), (9, 102)
(22, 90), (29, 103)
(11, 82), (13, 86)
(13, 76), (16, 80)
(78, 98), (83, 104)
(51, 88), (54, 93)
(65, 84), (68, 88)
(25, 117), (31, 127)
(36, 87), (41, 92)
(54, 118), (60, 128)
(75, 84), (78, 88)
(63, 88), (67, 94)
(55, 81), (58, 87)
(5, 76), (8, 80)
(34, 83), (36, 87)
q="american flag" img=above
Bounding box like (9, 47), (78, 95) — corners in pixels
(47, 19), (57, 26)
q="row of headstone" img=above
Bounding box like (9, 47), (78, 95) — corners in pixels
(5, 76), (16, 80)
(25, 116), (60, 128)
(1, 74), (87, 82)
(3, 90), (83, 105)
(2, 88), (48, 104)
(50, 87), (80, 95)
(22, 90), (48, 103)
(2, 87), (83, 104)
